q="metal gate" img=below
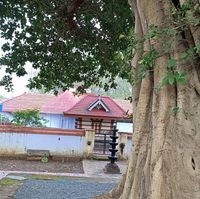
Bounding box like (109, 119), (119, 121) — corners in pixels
(93, 131), (112, 155)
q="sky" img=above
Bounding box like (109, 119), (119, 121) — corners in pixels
(0, 38), (34, 98)
(0, 63), (35, 98)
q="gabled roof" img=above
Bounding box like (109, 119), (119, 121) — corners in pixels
(41, 90), (79, 114)
(2, 93), (55, 112)
(87, 97), (110, 112)
(2, 91), (132, 118)
(64, 94), (126, 119)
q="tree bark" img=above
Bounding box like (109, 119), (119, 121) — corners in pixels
(96, 0), (200, 198)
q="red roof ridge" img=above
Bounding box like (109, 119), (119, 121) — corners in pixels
(64, 94), (109, 114)
(2, 92), (55, 113)
(41, 90), (78, 114)
(26, 92), (53, 96)
(3, 92), (54, 104)
(85, 94), (126, 112)
(2, 92), (27, 104)
(64, 94), (126, 115)
(64, 94), (88, 114)
(79, 93), (96, 97)
(107, 97), (126, 113)
(64, 93), (104, 114)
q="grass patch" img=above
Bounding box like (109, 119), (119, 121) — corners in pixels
(0, 178), (19, 187)
(8, 174), (89, 182)
(9, 174), (68, 181)
(28, 174), (66, 180)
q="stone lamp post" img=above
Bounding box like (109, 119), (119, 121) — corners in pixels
(104, 124), (120, 174)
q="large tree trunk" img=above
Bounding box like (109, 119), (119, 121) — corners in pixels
(96, 0), (200, 198)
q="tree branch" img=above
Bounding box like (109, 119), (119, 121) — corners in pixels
(67, 0), (86, 14)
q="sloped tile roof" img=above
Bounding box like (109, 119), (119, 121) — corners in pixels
(114, 99), (133, 115)
(2, 93), (55, 112)
(41, 90), (79, 114)
(64, 94), (126, 119)
(2, 91), (131, 118)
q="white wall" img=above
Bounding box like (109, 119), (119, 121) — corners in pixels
(0, 132), (85, 156)
(117, 122), (133, 133)
(127, 138), (133, 155)
(42, 114), (75, 129)
(0, 112), (76, 129)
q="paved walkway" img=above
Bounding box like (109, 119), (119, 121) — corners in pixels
(0, 160), (127, 181)
(0, 171), (8, 180)
(14, 179), (116, 199)
(83, 160), (127, 180)
(0, 160), (128, 199)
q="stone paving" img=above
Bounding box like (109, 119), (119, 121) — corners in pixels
(0, 172), (8, 180)
(0, 160), (127, 180)
(0, 182), (23, 199)
(83, 160), (127, 179)
(14, 179), (116, 199)
(0, 160), (128, 199)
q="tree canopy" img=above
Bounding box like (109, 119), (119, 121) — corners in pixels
(0, 0), (133, 93)
(0, 1), (200, 198)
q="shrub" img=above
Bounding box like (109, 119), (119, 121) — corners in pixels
(12, 109), (48, 127)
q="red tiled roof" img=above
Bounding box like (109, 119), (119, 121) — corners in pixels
(41, 90), (79, 114)
(2, 91), (131, 118)
(64, 94), (126, 119)
(2, 93), (55, 112)
(114, 99), (133, 115)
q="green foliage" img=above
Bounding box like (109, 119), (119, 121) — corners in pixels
(41, 156), (49, 163)
(171, 106), (180, 114)
(181, 46), (199, 61)
(195, 44), (200, 53)
(145, 24), (177, 40)
(0, 0), (133, 93)
(0, 0), (198, 93)
(0, 178), (19, 187)
(112, 28), (138, 83)
(12, 109), (47, 127)
(138, 49), (159, 69)
(136, 49), (159, 83)
(170, 0), (200, 27)
(162, 71), (187, 86)
(0, 114), (10, 123)
(168, 58), (177, 69)
(162, 58), (187, 86)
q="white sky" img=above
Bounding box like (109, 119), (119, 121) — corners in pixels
(0, 38), (34, 98)
(0, 63), (34, 98)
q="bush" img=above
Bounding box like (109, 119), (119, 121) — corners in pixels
(0, 114), (10, 124)
(12, 109), (48, 127)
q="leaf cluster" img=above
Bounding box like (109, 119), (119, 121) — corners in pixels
(162, 58), (187, 86)
(0, 114), (10, 123)
(12, 109), (48, 127)
(0, 0), (133, 93)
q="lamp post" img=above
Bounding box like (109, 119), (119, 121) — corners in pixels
(104, 124), (120, 174)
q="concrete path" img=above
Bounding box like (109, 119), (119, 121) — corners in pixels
(0, 160), (128, 199)
(0, 170), (86, 179)
(0, 171), (8, 180)
(0, 160), (128, 181)
(83, 160), (127, 180)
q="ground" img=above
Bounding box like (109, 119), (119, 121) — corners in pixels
(0, 178), (23, 199)
(0, 157), (83, 173)
(0, 158), (127, 199)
